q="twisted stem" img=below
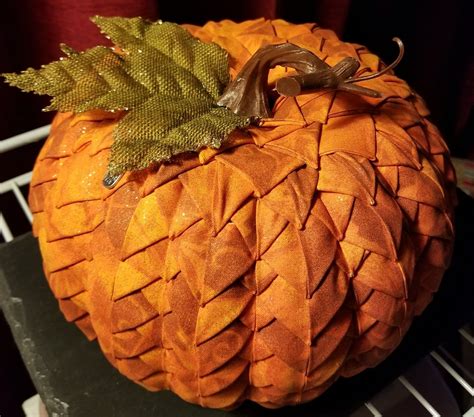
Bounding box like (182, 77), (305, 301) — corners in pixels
(218, 38), (404, 118)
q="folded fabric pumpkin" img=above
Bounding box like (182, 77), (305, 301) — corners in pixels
(5, 17), (456, 409)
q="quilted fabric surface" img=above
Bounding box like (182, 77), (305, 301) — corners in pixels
(29, 19), (456, 409)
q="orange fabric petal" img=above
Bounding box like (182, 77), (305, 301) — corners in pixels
(359, 287), (407, 327)
(48, 260), (87, 299)
(308, 265), (349, 339)
(196, 284), (253, 345)
(272, 96), (308, 124)
(256, 199), (288, 257)
(142, 155), (201, 197)
(40, 116), (82, 160)
(211, 161), (254, 235)
(272, 19), (314, 39)
(30, 158), (60, 187)
(112, 326), (159, 358)
(261, 166), (318, 229)
(121, 180), (182, 259)
(116, 357), (155, 381)
(216, 145), (304, 197)
(398, 165), (445, 208)
(355, 251), (406, 298)
(345, 190), (403, 259)
(320, 113), (376, 160)
(198, 358), (248, 397)
(201, 223), (254, 304)
(112, 259), (159, 301)
(198, 372), (248, 409)
(287, 32), (326, 57)
(259, 276), (310, 345)
(250, 354), (305, 394)
(319, 192), (355, 240)
(307, 337), (350, 388)
(46, 200), (104, 242)
(414, 203), (454, 239)
(264, 123), (320, 169)
(197, 322), (252, 376)
(309, 309), (352, 372)
(300, 91), (336, 125)
(38, 229), (88, 273)
(103, 181), (141, 251)
(124, 241), (168, 282)
(255, 260), (277, 294)
(56, 152), (108, 207)
(259, 319), (310, 373)
(339, 241), (366, 276)
(75, 315), (96, 341)
(231, 199), (257, 257)
(139, 348), (165, 372)
(261, 217), (337, 297)
(318, 153), (376, 205)
(328, 91), (375, 118)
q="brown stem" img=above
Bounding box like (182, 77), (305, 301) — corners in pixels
(216, 43), (329, 118)
(345, 37), (404, 83)
(332, 57), (360, 79)
(276, 57), (360, 96)
(218, 39), (402, 118)
(337, 83), (382, 98)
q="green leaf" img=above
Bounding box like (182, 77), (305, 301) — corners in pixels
(2, 16), (249, 177)
(4, 46), (148, 112)
(92, 16), (229, 100)
(109, 97), (249, 175)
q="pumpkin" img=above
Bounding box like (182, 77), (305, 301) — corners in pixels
(25, 18), (455, 409)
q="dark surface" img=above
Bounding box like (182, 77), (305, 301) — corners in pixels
(0, 190), (473, 417)
(0, 312), (36, 417)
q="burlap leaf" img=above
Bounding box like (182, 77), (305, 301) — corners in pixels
(3, 16), (250, 176)
(109, 96), (249, 174)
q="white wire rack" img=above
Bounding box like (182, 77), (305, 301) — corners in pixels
(1, 126), (473, 417)
(0, 125), (50, 242)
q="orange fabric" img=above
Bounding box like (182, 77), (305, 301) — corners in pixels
(29, 19), (456, 409)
